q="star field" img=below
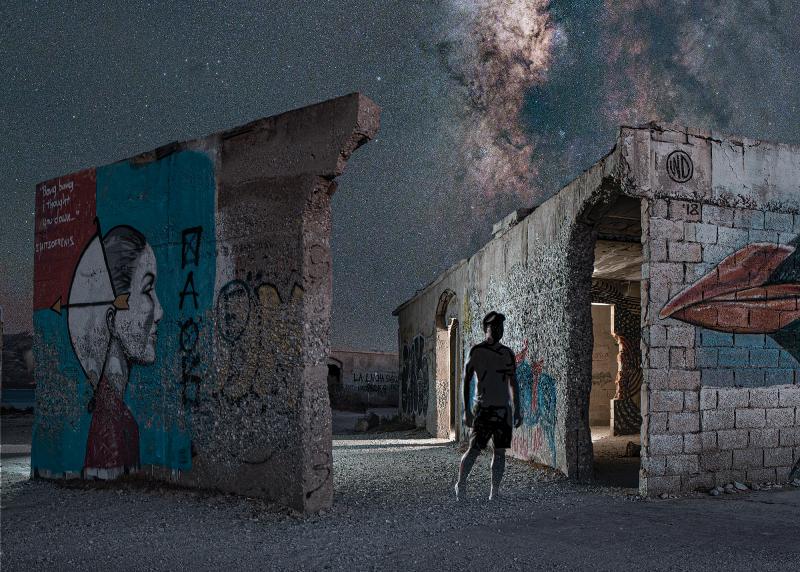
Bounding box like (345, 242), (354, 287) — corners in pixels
(3, 1), (800, 352)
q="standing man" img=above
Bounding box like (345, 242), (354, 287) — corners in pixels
(455, 311), (522, 501)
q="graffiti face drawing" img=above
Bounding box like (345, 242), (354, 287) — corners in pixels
(67, 225), (162, 477)
(108, 241), (163, 365)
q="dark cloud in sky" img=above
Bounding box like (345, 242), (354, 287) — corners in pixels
(3, 1), (800, 353)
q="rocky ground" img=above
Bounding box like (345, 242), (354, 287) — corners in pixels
(2, 412), (799, 571)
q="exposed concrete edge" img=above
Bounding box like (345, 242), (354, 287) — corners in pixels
(36, 93), (380, 185)
(392, 258), (469, 316)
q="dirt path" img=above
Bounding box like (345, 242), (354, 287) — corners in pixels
(2, 415), (799, 571)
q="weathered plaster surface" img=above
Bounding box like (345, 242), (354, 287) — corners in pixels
(31, 93), (379, 513)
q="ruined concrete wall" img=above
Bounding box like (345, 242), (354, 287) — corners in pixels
(30, 93), (379, 513)
(396, 153), (621, 480)
(328, 349), (398, 409)
(622, 126), (800, 495)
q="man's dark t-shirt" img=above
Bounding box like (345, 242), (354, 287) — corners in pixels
(468, 341), (516, 408)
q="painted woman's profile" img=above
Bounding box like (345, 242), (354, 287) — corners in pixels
(67, 224), (163, 478)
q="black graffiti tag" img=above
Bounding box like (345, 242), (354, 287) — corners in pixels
(178, 228), (204, 405)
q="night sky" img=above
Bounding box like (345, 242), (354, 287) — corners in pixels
(3, 1), (800, 352)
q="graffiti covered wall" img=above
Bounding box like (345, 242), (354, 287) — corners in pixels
(328, 349), (398, 409)
(31, 93), (380, 513)
(396, 124), (800, 493)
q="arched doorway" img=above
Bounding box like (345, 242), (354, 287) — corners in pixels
(448, 318), (461, 441)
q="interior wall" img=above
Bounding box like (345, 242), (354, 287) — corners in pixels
(590, 304), (618, 426)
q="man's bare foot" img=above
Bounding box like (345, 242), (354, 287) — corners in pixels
(489, 487), (499, 501)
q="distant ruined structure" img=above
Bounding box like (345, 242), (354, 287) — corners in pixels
(396, 125), (800, 495)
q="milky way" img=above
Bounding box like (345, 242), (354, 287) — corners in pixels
(2, 1), (800, 352)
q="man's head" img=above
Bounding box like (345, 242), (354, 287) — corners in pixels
(482, 311), (505, 342)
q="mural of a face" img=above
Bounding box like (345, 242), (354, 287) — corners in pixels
(110, 244), (163, 365)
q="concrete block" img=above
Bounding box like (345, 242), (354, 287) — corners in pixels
(735, 408), (766, 429)
(779, 427), (800, 447)
(778, 232), (798, 245)
(779, 387), (800, 407)
(765, 211), (793, 231)
(733, 368), (765, 387)
(701, 450), (732, 471)
(733, 334), (765, 348)
(649, 348), (669, 369)
(649, 239), (668, 262)
(684, 390), (699, 412)
(701, 330), (733, 347)
(650, 218), (685, 241)
(748, 428), (779, 448)
(702, 410), (735, 431)
(717, 347), (749, 368)
(668, 412), (700, 433)
(667, 326), (694, 348)
(717, 388), (749, 409)
(702, 205), (734, 227)
(749, 349), (779, 368)
(733, 208), (764, 230)
(649, 325), (668, 347)
(649, 413), (669, 433)
(651, 199), (669, 218)
(651, 390), (684, 412)
(764, 447), (794, 467)
(749, 229), (779, 243)
(778, 350), (800, 368)
(732, 448), (763, 469)
(699, 388), (717, 410)
(668, 241), (702, 262)
(696, 348), (718, 368)
(646, 369), (670, 390)
(701, 431), (718, 451)
(669, 348), (687, 368)
(703, 244), (735, 264)
(668, 200), (702, 222)
(666, 454), (700, 475)
(793, 213), (800, 234)
(765, 369), (794, 386)
(746, 467), (776, 483)
(716, 429), (749, 450)
(683, 433), (703, 453)
(749, 388), (779, 408)
(649, 263), (685, 286)
(667, 370), (701, 391)
(702, 368), (735, 387)
(765, 408), (795, 428)
(715, 226), (749, 248)
(684, 222), (718, 243)
(641, 455), (667, 476)
(650, 434), (684, 456)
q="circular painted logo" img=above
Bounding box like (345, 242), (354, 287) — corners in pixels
(666, 150), (693, 183)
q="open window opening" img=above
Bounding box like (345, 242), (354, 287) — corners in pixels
(588, 196), (644, 488)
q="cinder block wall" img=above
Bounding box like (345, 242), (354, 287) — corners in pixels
(633, 126), (800, 495)
(30, 94), (379, 513)
(641, 198), (800, 493)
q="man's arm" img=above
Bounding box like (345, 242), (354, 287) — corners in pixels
(463, 353), (475, 427)
(508, 350), (522, 427)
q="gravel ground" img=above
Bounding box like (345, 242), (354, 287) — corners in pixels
(2, 413), (800, 571)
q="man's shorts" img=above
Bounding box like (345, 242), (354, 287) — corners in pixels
(470, 406), (512, 450)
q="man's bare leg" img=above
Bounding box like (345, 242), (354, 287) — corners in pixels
(455, 445), (480, 500)
(489, 447), (506, 500)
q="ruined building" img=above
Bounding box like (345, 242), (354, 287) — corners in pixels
(395, 125), (800, 495)
(31, 94), (379, 513)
